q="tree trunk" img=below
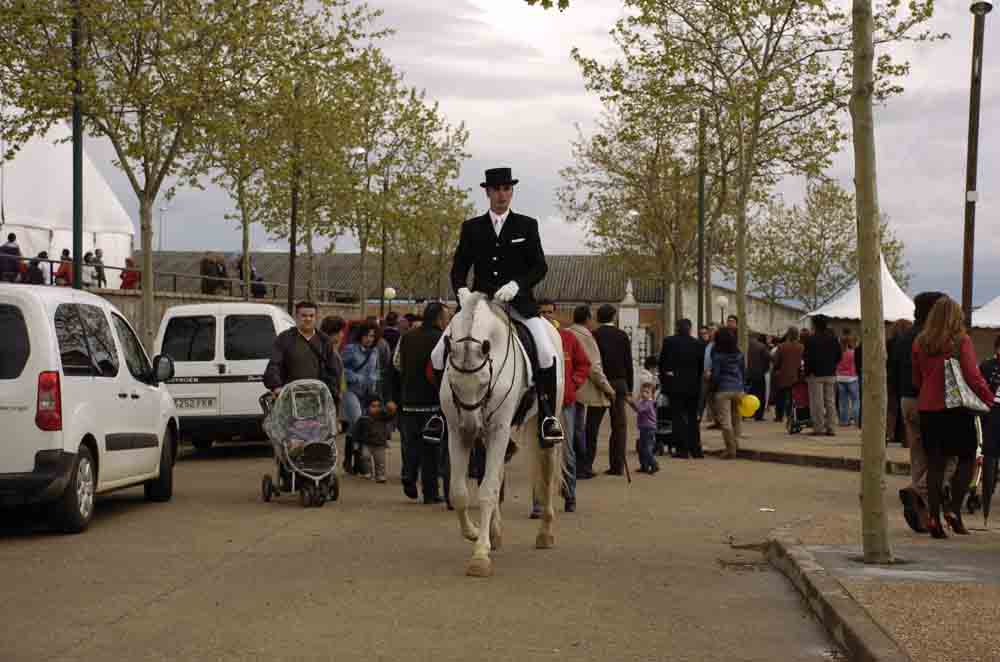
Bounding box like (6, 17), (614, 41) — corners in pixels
(660, 276), (672, 344)
(139, 195), (156, 347)
(305, 227), (315, 302)
(673, 261), (684, 324)
(237, 179), (250, 301)
(851, 0), (893, 564)
(358, 233), (368, 318)
(704, 232), (714, 326)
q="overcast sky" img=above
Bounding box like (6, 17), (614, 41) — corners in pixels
(83, 1), (999, 304)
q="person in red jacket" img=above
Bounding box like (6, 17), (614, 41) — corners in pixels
(120, 257), (141, 289)
(912, 296), (994, 538)
(531, 300), (590, 515)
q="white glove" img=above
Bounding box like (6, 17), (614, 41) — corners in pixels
(458, 287), (472, 303)
(495, 281), (520, 303)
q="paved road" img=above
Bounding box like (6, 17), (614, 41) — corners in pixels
(1, 442), (852, 662)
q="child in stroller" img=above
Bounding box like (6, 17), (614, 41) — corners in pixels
(260, 379), (340, 507)
(350, 396), (397, 483)
(786, 380), (812, 434)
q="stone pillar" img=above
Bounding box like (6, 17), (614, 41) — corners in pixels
(618, 279), (644, 394)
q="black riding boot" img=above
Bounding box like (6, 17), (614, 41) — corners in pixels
(536, 364), (564, 448)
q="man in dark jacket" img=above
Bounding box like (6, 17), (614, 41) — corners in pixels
(803, 315), (842, 436)
(659, 318), (705, 458)
(263, 301), (337, 394)
(591, 304), (633, 475)
(889, 291), (945, 533)
(440, 167), (563, 444)
(0, 233), (22, 282)
(395, 301), (448, 504)
(746, 334), (772, 422)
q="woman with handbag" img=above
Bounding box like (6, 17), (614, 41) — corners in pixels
(912, 297), (994, 538)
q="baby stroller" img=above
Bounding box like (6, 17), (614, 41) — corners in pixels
(786, 381), (812, 435)
(260, 379), (340, 507)
(655, 391), (674, 456)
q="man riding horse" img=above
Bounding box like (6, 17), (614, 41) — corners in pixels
(430, 167), (564, 446)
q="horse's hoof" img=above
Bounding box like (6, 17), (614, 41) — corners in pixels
(465, 557), (493, 577)
(535, 533), (555, 549)
(490, 532), (502, 551)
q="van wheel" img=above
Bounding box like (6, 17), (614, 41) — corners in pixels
(192, 439), (213, 451)
(52, 445), (96, 534)
(145, 430), (175, 502)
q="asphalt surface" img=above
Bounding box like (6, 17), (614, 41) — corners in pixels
(0, 441), (853, 662)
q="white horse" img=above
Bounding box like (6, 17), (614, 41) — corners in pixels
(441, 290), (564, 577)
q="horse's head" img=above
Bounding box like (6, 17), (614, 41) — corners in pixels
(444, 294), (500, 439)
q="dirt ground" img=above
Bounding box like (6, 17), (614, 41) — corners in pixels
(0, 440), (859, 662)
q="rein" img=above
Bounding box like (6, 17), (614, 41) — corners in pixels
(446, 301), (519, 425)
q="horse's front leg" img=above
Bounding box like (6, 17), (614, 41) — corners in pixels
(467, 425), (510, 578)
(447, 422), (477, 542)
(531, 424), (559, 550)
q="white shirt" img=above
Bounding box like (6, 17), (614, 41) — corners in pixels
(489, 209), (511, 237)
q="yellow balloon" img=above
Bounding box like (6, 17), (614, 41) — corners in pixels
(738, 394), (761, 418)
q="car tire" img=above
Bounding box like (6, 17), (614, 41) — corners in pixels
(145, 430), (175, 502)
(52, 444), (96, 534)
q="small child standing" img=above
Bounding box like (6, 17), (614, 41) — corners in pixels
(354, 398), (397, 483)
(629, 381), (660, 474)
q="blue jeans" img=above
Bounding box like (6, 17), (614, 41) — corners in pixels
(533, 404), (578, 513)
(638, 428), (657, 470)
(837, 380), (859, 426)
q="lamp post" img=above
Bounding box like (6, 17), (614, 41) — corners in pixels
(962, 1), (993, 327)
(697, 109), (707, 331)
(716, 294), (728, 326)
(71, 0), (83, 290)
(158, 206), (168, 252)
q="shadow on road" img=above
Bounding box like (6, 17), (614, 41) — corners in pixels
(0, 490), (149, 538)
(178, 442), (272, 463)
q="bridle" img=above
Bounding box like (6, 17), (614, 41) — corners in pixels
(445, 302), (518, 424)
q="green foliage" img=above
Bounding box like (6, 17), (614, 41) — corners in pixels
(728, 179), (909, 311)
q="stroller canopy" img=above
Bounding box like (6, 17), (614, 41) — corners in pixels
(263, 379), (338, 443)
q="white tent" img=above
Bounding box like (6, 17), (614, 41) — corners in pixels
(0, 122), (134, 273)
(807, 255), (914, 321)
(972, 296), (1000, 328)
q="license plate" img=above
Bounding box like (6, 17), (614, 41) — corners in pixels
(175, 397), (216, 410)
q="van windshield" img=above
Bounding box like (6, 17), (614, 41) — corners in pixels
(0, 304), (29, 379)
(163, 316), (216, 362)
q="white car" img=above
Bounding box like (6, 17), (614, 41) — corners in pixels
(0, 284), (178, 533)
(154, 303), (294, 450)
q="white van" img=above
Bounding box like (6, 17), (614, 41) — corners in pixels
(0, 284), (178, 533)
(154, 303), (295, 449)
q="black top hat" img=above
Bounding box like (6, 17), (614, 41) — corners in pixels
(480, 167), (519, 188)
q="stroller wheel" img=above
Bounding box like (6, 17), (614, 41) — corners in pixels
(299, 486), (311, 508)
(314, 488), (326, 507)
(262, 475), (273, 503)
(330, 475), (340, 502)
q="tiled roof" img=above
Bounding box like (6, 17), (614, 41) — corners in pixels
(144, 250), (801, 311)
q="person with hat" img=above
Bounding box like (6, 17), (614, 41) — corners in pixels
(430, 167), (564, 445)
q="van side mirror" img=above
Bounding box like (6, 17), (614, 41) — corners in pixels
(152, 355), (174, 384)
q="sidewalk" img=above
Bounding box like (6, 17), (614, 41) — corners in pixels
(700, 420), (912, 475)
(696, 419), (1000, 662)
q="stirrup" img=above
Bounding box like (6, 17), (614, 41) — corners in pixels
(422, 415), (445, 443)
(540, 415), (564, 446)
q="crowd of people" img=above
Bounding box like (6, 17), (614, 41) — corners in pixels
(262, 297), (649, 516)
(0, 232), (140, 289)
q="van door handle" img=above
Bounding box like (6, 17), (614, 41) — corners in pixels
(130, 393), (140, 400)
(117, 393), (128, 399)
(217, 364), (226, 375)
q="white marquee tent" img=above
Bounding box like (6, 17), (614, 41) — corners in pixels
(0, 122), (134, 272)
(807, 255), (914, 321)
(972, 296), (1000, 328)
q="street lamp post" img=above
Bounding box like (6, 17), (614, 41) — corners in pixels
(716, 295), (728, 326)
(961, 1), (993, 327)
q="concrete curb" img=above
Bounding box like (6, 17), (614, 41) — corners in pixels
(766, 526), (912, 662)
(705, 447), (910, 476)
